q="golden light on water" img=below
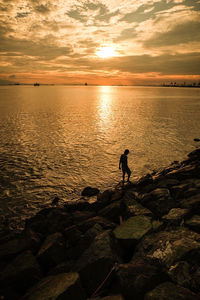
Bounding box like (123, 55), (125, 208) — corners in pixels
(96, 46), (116, 58)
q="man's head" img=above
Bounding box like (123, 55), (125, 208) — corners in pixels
(124, 149), (129, 155)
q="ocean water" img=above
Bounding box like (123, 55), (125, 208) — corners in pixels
(0, 85), (200, 230)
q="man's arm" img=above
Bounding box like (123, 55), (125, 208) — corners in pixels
(119, 156), (122, 169)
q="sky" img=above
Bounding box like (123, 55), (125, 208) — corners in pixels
(0, 0), (200, 85)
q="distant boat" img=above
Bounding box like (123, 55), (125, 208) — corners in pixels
(34, 83), (40, 86)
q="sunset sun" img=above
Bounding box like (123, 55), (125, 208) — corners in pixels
(96, 46), (116, 58)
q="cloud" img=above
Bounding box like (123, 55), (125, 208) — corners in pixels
(144, 20), (200, 47)
(0, 36), (72, 60)
(114, 27), (138, 42)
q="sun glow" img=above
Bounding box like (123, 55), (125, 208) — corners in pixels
(96, 46), (116, 58)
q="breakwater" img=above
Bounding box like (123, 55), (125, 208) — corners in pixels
(0, 148), (200, 299)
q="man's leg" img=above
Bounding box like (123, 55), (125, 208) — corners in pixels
(122, 170), (125, 183)
(127, 168), (131, 182)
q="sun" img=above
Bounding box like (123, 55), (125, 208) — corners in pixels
(96, 46), (116, 58)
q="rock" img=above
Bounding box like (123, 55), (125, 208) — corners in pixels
(25, 208), (73, 236)
(180, 194), (200, 212)
(140, 188), (174, 217)
(64, 224), (101, 260)
(132, 228), (200, 269)
(188, 148), (200, 159)
(113, 216), (152, 251)
(162, 208), (189, 226)
(73, 230), (121, 296)
(91, 296), (125, 300)
(122, 190), (153, 217)
(76, 216), (116, 233)
(194, 138), (200, 142)
(144, 281), (197, 300)
(0, 237), (30, 260)
(185, 215), (200, 233)
(37, 232), (66, 270)
(72, 210), (95, 223)
(168, 261), (191, 288)
(81, 186), (100, 197)
(136, 174), (153, 188)
(51, 196), (59, 205)
(65, 200), (91, 212)
(0, 250), (41, 292)
(117, 259), (167, 300)
(84, 224), (104, 241)
(156, 178), (180, 188)
(47, 261), (74, 276)
(99, 201), (124, 224)
(166, 164), (200, 180)
(23, 272), (86, 300)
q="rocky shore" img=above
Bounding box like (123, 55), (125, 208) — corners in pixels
(0, 148), (200, 300)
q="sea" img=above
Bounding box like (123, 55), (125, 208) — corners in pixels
(0, 85), (200, 231)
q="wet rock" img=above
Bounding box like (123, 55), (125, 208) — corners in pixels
(117, 259), (167, 300)
(37, 232), (66, 270)
(23, 272), (86, 300)
(168, 261), (191, 288)
(162, 208), (189, 226)
(185, 215), (200, 233)
(144, 281), (197, 300)
(113, 216), (152, 250)
(132, 228), (200, 269)
(82, 186), (100, 197)
(0, 250), (41, 293)
(140, 188), (174, 217)
(73, 230), (121, 296)
(99, 201), (124, 224)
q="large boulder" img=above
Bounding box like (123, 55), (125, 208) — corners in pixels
(144, 281), (197, 300)
(23, 272), (86, 300)
(25, 208), (73, 236)
(116, 259), (167, 300)
(113, 216), (152, 251)
(81, 186), (100, 197)
(37, 232), (66, 270)
(73, 230), (121, 296)
(132, 228), (200, 269)
(0, 250), (41, 293)
(140, 188), (174, 217)
(99, 201), (124, 224)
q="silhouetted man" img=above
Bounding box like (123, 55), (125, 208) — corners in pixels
(119, 149), (131, 183)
